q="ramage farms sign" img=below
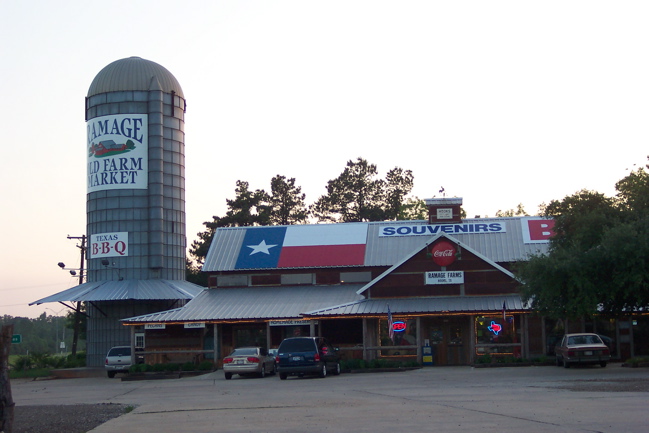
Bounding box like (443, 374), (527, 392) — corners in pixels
(87, 114), (148, 193)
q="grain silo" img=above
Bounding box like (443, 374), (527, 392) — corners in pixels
(32, 57), (204, 366)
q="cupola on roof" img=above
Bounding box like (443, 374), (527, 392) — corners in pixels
(87, 56), (184, 98)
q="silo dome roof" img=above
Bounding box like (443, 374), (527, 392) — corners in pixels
(87, 56), (184, 98)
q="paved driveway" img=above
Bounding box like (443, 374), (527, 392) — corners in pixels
(12, 364), (649, 432)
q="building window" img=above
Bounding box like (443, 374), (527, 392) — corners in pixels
(475, 315), (519, 356)
(281, 273), (315, 285)
(233, 326), (267, 348)
(217, 275), (248, 287)
(380, 317), (417, 357)
(340, 272), (372, 283)
(135, 333), (145, 349)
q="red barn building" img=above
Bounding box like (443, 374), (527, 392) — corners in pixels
(123, 198), (641, 366)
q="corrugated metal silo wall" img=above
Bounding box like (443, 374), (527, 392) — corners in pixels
(86, 299), (188, 367)
(86, 88), (187, 282)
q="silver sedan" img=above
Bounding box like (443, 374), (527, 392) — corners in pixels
(223, 347), (276, 379)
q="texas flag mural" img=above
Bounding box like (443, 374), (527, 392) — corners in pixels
(235, 224), (369, 269)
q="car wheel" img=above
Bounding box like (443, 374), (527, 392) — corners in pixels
(318, 363), (327, 378)
(600, 362), (607, 368)
(260, 365), (266, 378)
(333, 362), (341, 375)
(224, 372), (233, 380)
(107, 371), (115, 378)
(280, 373), (287, 380)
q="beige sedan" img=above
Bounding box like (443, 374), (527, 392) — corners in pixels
(555, 333), (611, 368)
(223, 347), (277, 380)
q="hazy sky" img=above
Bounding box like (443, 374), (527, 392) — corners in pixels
(2, 1), (648, 318)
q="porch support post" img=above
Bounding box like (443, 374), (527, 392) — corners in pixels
(522, 315), (529, 359)
(130, 325), (136, 366)
(362, 318), (368, 361)
(416, 317), (422, 361)
(469, 315), (476, 364)
(213, 323), (219, 365)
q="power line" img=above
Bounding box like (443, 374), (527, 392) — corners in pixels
(0, 282), (72, 292)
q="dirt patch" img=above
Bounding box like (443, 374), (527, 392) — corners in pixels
(12, 403), (129, 433)
(560, 378), (649, 392)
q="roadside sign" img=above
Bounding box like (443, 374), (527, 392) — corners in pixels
(12, 334), (22, 344)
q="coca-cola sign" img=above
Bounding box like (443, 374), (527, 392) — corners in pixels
(431, 240), (456, 266)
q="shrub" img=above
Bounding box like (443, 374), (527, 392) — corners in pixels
(151, 363), (181, 372)
(129, 363), (153, 373)
(181, 362), (196, 371)
(10, 355), (33, 372)
(476, 354), (492, 364)
(30, 352), (53, 369)
(341, 359), (366, 370)
(341, 358), (418, 370)
(625, 356), (649, 367)
(197, 360), (215, 371)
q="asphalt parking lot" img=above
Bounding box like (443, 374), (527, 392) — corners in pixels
(11, 363), (649, 433)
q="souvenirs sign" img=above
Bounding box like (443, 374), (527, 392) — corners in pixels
(87, 114), (148, 193)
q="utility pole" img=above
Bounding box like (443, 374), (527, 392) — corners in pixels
(68, 235), (86, 357)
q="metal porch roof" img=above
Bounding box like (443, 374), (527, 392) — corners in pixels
(121, 284), (365, 323)
(30, 279), (205, 305)
(302, 294), (529, 317)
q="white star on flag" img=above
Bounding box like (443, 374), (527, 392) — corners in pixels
(246, 239), (277, 255)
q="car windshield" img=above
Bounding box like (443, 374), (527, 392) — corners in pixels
(108, 347), (130, 356)
(230, 348), (258, 356)
(280, 339), (315, 352)
(568, 335), (602, 345)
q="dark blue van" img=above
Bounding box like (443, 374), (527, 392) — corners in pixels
(276, 337), (341, 379)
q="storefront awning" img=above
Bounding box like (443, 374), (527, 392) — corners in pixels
(302, 294), (530, 318)
(29, 279), (205, 305)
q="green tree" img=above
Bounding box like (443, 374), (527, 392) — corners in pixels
(517, 165), (649, 319)
(0, 314), (78, 356)
(268, 175), (309, 225)
(311, 158), (386, 222)
(384, 168), (414, 220)
(543, 189), (618, 250)
(397, 197), (428, 220)
(189, 181), (270, 266)
(311, 158), (416, 222)
(222, 180), (271, 227)
(615, 166), (649, 217)
(189, 177), (309, 267)
(495, 203), (529, 217)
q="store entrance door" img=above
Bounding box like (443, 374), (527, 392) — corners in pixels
(427, 317), (468, 366)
